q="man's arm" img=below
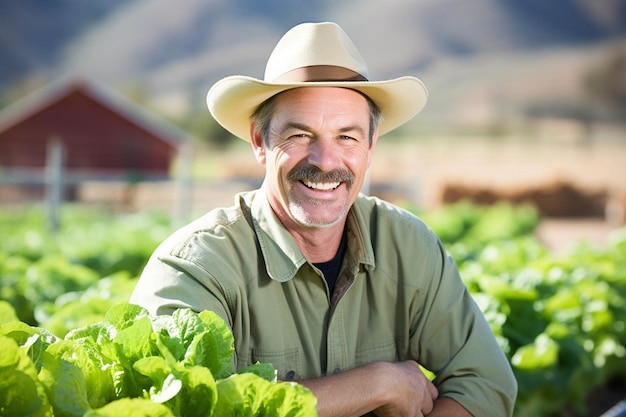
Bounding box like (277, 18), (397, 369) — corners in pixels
(428, 398), (472, 417)
(296, 360), (470, 417)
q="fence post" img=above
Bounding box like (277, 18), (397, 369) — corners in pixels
(46, 137), (65, 233)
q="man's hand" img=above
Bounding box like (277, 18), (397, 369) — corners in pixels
(373, 360), (438, 417)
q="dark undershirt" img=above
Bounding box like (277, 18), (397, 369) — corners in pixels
(313, 233), (347, 295)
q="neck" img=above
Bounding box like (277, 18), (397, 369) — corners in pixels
(289, 223), (346, 263)
(263, 185), (349, 263)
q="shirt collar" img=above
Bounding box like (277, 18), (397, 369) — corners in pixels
(251, 188), (376, 282)
(251, 187), (307, 282)
(347, 195), (376, 270)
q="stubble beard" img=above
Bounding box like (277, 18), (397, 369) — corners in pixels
(288, 197), (348, 228)
(286, 164), (355, 229)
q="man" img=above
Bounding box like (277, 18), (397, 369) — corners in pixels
(131, 22), (517, 416)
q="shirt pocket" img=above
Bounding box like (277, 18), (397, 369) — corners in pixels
(250, 347), (302, 381)
(355, 338), (398, 367)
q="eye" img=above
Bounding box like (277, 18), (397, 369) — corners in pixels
(287, 133), (311, 142)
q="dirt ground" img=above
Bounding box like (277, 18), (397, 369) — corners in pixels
(367, 138), (626, 253)
(368, 138), (625, 208)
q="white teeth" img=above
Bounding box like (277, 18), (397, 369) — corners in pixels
(303, 180), (340, 190)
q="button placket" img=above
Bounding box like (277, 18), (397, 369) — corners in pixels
(325, 296), (348, 375)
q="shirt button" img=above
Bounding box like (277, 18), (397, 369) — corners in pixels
(285, 370), (296, 380)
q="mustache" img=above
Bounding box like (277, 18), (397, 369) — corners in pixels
(287, 164), (354, 185)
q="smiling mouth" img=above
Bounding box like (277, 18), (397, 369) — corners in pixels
(289, 165), (353, 191)
(302, 180), (341, 191)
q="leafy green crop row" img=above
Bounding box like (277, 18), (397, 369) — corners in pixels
(1, 202), (625, 416)
(0, 205), (171, 328)
(419, 202), (626, 416)
(1, 302), (316, 416)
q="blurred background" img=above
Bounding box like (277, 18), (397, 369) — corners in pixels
(1, 1), (626, 416)
(1, 0), (625, 242)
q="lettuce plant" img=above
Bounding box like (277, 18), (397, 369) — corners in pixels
(0, 303), (317, 417)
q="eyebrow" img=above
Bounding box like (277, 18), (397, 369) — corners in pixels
(338, 125), (367, 136)
(280, 122), (312, 134)
(280, 122), (367, 137)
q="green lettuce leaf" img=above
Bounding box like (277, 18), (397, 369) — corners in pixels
(214, 372), (317, 417)
(192, 310), (234, 378)
(0, 321), (59, 373)
(238, 361), (278, 382)
(152, 308), (235, 380)
(104, 302), (157, 395)
(176, 365), (217, 417)
(0, 300), (19, 324)
(136, 339), (218, 417)
(0, 335), (53, 417)
(38, 350), (92, 417)
(103, 303), (150, 331)
(46, 338), (116, 409)
(84, 398), (175, 417)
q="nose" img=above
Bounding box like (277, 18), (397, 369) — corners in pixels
(307, 137), (339, 171)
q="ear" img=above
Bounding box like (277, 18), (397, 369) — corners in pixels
(250, 122), (266, 165)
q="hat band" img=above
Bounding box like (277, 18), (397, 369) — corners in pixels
(272, 65), (368, 83)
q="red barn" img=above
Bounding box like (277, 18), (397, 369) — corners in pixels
(0, 78), (188, 181)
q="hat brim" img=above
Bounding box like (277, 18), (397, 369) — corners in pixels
(206, 75), (428, 142)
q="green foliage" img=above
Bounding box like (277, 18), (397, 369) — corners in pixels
(38, 272), (139, 338)
(0, 334), (53, 417)
(0, 300), (19, 324)
(1, 303), (317, 417)
(416, 201), (626, 416)
(0, 205), (171, 325)
(2, 202), (625, 416)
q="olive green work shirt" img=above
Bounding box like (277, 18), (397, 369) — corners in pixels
(130, 189), (517, 417)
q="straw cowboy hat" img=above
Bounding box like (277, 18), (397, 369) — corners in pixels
(206, 22), (428, 141)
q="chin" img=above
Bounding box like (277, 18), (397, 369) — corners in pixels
(289, 205), (346, 229)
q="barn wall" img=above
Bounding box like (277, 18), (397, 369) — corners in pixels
(0, 90), (177, 177)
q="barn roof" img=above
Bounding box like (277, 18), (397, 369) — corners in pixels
(0, 77), (190, 148)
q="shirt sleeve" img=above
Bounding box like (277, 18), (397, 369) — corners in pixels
(412, 240), (518, 417)
(130, 244), (234, 328)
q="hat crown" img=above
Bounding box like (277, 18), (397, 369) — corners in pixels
(207, 21), (428, 142)
(264, 22), (370, 82)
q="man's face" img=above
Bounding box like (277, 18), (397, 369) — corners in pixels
(251, 87), (378, 230)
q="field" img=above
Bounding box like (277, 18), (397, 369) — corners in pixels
(2, 198), (626, 416)
(2, 134), (626, 416)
